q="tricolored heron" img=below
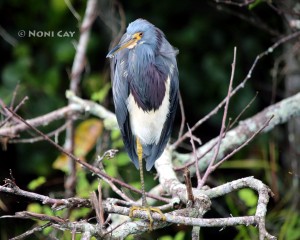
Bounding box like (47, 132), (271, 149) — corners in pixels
(107, 18), (179, 229)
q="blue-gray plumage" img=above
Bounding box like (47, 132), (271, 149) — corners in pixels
(107, 18), (179, 171)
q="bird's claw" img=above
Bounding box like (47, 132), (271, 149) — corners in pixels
(129, 206), (166, 231)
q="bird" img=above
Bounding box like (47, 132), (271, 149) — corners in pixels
(107, 18), (179, 229)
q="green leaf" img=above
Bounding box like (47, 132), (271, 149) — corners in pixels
(27, 203), (43, 214)
(111, 130), (123, 148)
(125, 235), (134, 240)
(2, 57), (31, 88)
(111, 129), (121, 140)
(105, 163), (117, 178)
(174, 231), (185, 240)
(42, 225), (53, 236)
(51, 0), (67, 12)
(28, 176), (46, 190)
(280, 211), (300, 240)
(70, 208), (91, 221)
(55, 40), (75, 63)
(43, 205), (55, 216)
(219, 159), (270, 170)
(158, 236), (173, 240)
(14, 44), (31, 58)
(76, 170), (93, 198)
(248, 0), (264, 10)
(238, 189), (257, 208)
(131, 181), (141, 190)
(116, 152), (130, 167)
(91, 82), (111, 103)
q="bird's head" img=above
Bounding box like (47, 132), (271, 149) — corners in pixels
(106, 19), (161, 58)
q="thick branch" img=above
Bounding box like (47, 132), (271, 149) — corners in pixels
(0, 105), (76, 137)
(1, 174), (275, 239)
(65, 0), (98, 198)
(0, 91), (117, 139)
(70, 0), (97, 93)
(174, 92), (300, 172)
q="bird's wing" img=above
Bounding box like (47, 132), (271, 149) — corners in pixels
(111, 57), (139, 169)
(145, 66), (179, 171)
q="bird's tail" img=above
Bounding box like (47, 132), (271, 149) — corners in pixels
(143, 144), (164, 171)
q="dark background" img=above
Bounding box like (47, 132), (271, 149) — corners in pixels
(0, 0), (299, 239)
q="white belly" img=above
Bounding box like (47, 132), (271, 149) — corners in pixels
(127, 77), (170, 145)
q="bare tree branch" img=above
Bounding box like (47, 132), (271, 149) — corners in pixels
(64, 0), (99, 199)
(171, 30), (300, 149)
(1, 177), (275, 239)
(174, 91), (300, 173)
(3, 4), (300, 239)
(0, 104), (77, 137)
(198, 46), (236, 188)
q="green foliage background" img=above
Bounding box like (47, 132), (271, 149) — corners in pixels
(0, 0), (298, 239)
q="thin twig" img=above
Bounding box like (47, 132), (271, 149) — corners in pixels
(187, 125), (202, 187)
(212, 115), (274, 170)
(9, 222), (52, 240)
(1, 105), (170, 203)
(2, 211), (66, 223)
(174, 139), (218, 171)
(0, 160), (276, 239)
(99, 0), (126, 48)
(177, 92), (186, 140)
(0, 25), (18, 46)
(64, 120), (76, 198)
(175, 91), (300, 174)
(64, 0), (81, 21)
(1, 179), (90, 209)
(65, 0), (98, 199)
(0, 96), (28, 129)
(184, 168), (195, 203)
(214, 0), (255, 7)
(10, 83), (20, 109)
(90, 190), (104, 230)
(229, 91), (258, 129)
(171, 31), (300, 149)
(9, 121), (69, 143)
(98, 182), (105, 226)
(70, 0), (98, 93)
(102, 172), (135, 203)
(0, 104), (76, 136)
(103, 219), (131, 237)
(198, 47), (236, 188)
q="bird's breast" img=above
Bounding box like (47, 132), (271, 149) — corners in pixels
(127, 76), (171, 145)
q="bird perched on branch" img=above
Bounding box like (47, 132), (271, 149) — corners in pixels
(107, 18), (179, 229)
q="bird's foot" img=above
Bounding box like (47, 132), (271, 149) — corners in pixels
(129, 206), (166, 231)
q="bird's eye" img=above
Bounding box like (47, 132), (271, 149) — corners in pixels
(133, 32), (143, 40)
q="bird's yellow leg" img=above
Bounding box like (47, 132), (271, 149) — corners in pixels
(129, 137), (166, 231)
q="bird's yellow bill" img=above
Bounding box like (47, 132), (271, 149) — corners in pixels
(106, 32), (142, 58)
